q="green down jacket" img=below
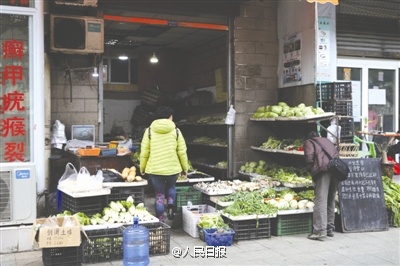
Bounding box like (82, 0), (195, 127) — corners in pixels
(140, 118), (189, 176)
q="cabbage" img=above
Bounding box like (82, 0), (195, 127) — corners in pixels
(278, 102), (288, 107)
(271, 105), (283, 114)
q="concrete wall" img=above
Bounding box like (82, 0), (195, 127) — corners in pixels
(233, 0), (279, 173)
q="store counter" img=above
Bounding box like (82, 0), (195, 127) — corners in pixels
(49, 150), (133, 192)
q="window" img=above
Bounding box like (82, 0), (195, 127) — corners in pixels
(103, 58), (138, 84)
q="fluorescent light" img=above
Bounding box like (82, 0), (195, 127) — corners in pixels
(150, 52), (158, 64)
(119, 55), (128, 60)
(92, 67), (99, 77)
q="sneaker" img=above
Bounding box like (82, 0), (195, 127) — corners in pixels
(327, 230), (334, 237)
(307, 233), (326, 240)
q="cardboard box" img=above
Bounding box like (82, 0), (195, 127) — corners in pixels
(33, 216), (81, 248)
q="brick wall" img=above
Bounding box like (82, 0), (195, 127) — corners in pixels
(233, 0), (279, 172)
(50, 55), (99, 141)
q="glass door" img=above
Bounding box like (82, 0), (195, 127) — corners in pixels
(337, 58), (399, 135)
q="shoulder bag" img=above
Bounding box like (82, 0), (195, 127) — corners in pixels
(311, 139), (349, 181)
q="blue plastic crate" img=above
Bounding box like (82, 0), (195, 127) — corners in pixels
(203, 228), (235, 246)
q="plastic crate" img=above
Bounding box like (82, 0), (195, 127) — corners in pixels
(100, 148), (117, 156)
(175, 186), (202, 212)
(320, 101), (353, 116)
(60, 191), (106, 216)
(145, 222), (171, 256)
(81, 227), (123, 263)
(78, 148), (101, 156)
(203, 228), (235, 246)
(271, 213), (313, 236)
(222, 216), (271, 241)
(338, 117), (354, 137)
(316, 82), (352, 101)
(387, 209), (397, 227)
(197, 225), (205, 241)
(182, 205), (217, 237)
(42, 246), (81, 266)
(107, 186), (145, 204)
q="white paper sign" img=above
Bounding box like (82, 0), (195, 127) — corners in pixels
(368, 89), (386, 105)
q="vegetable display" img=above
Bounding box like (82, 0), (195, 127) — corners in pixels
(222, 191), (278, 217)
(251, 102), (326, 119)
(383, 176), (400, 227)
(56, 196), (157, 225)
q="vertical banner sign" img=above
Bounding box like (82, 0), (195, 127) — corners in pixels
(316, 17), (331, 81)
(0, 14), (30, 162)
(338, 158), (388, 233)
(283, 33), (302, 84)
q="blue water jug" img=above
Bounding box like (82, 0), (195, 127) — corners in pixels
(123, 216), (150, 266)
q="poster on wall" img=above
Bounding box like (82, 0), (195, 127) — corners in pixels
(283, 33), (302, 84)
(316, 17), (331, 80)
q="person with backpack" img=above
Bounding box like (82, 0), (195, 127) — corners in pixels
(303, 131), (339, 240)
(140, 106), (189, 222)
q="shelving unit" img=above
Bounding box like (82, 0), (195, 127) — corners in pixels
(176, 103), (228, 180)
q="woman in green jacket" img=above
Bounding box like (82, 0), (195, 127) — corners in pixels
(140, 106), (189, 221)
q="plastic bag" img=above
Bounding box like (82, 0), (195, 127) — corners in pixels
(225, 105), (236, 125)
(327, 124), (341, 144)
(51, 120), (67, 149)
(58, 163), (78, 189)
(76, 167), (103, 191)
(102, 169), (125, 182)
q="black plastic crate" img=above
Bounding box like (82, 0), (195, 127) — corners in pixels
(387, 208), (397, 227)
(222, 217), (271, 241)
(145, 222), (171, 256)
(42, 246), (81, 266)
(175, 186), (202, 212)
(316, 82), (352, 101)
(334, 101), (353, 116)
(271, 213), (313, 236)
(107, 186), (145, 204)
(81, 227), (124, 263)
(60, 192), (106, 216)
(320, 101), (353, 116)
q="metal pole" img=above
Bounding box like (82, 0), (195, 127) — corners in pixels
(227, 16), (234, 180)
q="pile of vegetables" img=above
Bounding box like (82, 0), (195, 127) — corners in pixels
(262, 188), (315, 211)
(260, 137), (304, 151)
(120, 166), (143, 182)
(251, 102), (326, 119)
(240, 160), (268, 175)
(383, 176), (400, 227)
(197, 213), (229, 230)
(222, 191), (278, 217)
(56, 196), (156, 225)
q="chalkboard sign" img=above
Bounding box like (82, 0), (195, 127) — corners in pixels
(338, 158), (388, 233)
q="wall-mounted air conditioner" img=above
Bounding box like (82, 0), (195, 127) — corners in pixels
(55, 0), (98, 7)
(50, 14), (104, 54)
(0, 163), (37, 226)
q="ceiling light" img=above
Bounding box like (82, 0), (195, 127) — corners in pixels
(119, 54), (128, 60)
(150, 52), (158, 64)
(92, 67), (99, 77)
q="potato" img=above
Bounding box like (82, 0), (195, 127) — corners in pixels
(130, 166), (136, 171)
(135, 176), (142, 181)
(121, 167), (130, 179)
(127, 175), (135, 182)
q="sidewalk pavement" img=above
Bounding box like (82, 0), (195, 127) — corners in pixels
(1, 226), (399, 266)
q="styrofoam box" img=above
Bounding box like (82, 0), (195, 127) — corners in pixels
(182, 205), (218, 238)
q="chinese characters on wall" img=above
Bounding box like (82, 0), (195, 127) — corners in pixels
(0, 14), (30, 162)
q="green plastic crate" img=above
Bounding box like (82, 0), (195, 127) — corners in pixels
(271, 213), (313, 236)
(175, 186), (202, 212)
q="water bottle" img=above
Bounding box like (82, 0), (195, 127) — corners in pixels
(123, 216), (149, 266)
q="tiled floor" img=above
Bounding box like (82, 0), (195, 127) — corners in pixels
(2, 227), (399, 266)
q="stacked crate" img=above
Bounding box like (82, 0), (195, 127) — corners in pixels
(172, 186), (203, 228)
(316, 82), (354, 143)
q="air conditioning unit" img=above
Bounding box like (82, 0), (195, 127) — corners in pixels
(0, 163), (37, 226)
(55, 0), (98, 7)
(50, 14), (104, 54)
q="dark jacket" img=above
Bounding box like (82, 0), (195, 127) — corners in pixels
(303, 136), (339, 177)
